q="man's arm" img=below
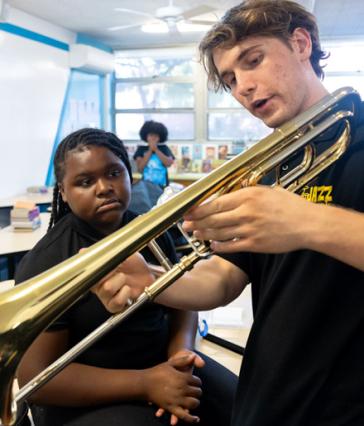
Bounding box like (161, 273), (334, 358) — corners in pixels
(305, 202), (364, 271)
(93, 254), (248, 314)
(155, 255), (249, 311)
(183, 186), (364, 271)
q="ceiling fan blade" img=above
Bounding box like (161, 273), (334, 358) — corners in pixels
(107, 23), (142, 32)
(181, 5), (217, 20)
(188, 19), (217, 25)
(114, 7), (154, 19)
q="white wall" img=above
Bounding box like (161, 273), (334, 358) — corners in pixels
(0, 8), (76, 199)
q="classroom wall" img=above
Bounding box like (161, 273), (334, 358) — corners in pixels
(0, 8), (75, 199)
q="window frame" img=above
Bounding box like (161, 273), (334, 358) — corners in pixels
(113, 46), (203, 143)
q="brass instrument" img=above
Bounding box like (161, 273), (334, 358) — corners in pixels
(0, 87), (361, 425)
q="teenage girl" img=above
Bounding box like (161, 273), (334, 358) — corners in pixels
(15, 128), (237, 426)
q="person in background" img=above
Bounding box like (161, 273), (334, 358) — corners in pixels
(15, 128), (237, 426)
(94, 1), (364, 425)
(134, 120), (174, 187)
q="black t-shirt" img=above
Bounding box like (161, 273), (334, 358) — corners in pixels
(133, 144), (174, 187)
(221, 106), (364, 425)
(15, 210), (178, 370)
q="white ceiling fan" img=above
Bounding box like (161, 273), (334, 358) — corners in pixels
(108, 1), (218, 34)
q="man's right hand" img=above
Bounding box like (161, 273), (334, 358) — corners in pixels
(91, 252), (155, 313)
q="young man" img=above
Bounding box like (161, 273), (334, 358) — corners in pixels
(96, 1), (364, 424)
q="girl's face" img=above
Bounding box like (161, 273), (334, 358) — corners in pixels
(146, 133), (160, 144)
(59, 145), (131, 235)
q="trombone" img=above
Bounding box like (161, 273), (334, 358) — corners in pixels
(0, 87), (361, 425)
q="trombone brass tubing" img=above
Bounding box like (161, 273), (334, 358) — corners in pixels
(0, 87), (360, 425)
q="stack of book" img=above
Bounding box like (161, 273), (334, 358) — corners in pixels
(11, 201), (41, 232)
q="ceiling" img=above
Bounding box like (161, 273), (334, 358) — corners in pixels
(6, 0), (364, 50)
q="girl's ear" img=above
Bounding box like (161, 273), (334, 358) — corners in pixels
(59, 183), (67, 203)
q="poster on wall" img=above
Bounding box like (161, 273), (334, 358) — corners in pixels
(178, 145), (193, 172)
(218, 144), (229, 160)
(168, 144), (179, 158)
(204, 145), (217, 160)
(192, 144), (203, 160)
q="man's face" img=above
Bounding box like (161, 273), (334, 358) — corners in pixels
(212, 30), (314, 128)
(60, 145), (131, 235)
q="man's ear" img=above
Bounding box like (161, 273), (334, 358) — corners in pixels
(291, 27), (312, 61)
(59, 183), (67, 203)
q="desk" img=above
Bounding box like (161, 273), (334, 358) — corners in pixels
(0, 190), (53, 228)
(0, 190), (53, 208)
(0, 212), (50, 278)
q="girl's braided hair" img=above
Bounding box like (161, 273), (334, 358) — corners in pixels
(48, 128), (132, 230)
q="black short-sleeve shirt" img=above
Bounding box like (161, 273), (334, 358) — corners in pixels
(15, 210), (178, 370)
(220, 107), (364, 425)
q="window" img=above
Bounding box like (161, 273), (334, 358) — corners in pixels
(207, 89), (270, 145)
(115, 113), (194, 140)
(115, 56), (194, 78)
(322, 41), (364, 97)
(115, 82), (194, 109)
(114, 48), (196, 142)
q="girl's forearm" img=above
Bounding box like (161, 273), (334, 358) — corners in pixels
(167, 310), (198, 357)
(136, 150), (152, 172)
(155, 148), (174, 167)
(24, 363), (147, 406)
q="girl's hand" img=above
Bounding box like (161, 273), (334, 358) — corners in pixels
(148, 140), (158, 152)
(144, 352), (203, 424)
(155, 350), (205, 424)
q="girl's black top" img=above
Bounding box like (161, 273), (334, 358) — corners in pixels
(15, 210), (178, 369)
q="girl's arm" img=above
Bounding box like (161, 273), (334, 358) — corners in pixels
(18, 330), (148, 406)
(153, 309), (203, 424)
(18, 319), (202, 423)
(18, 312), (201, 422)
(166, 309), (198, 357)
(135, 149), (153, 172)
(154, 146), (174, 168)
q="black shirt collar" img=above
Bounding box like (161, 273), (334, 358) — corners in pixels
(69, 210), (136, 244)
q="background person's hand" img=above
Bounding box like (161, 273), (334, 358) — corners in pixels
(148, 140), (158, 152)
